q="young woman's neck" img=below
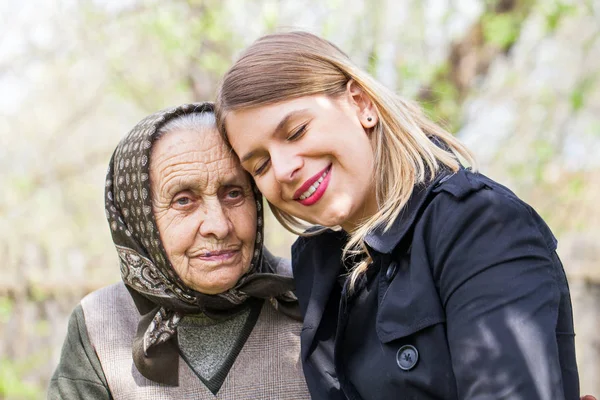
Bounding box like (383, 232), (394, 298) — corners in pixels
(340, 191), (379, 233)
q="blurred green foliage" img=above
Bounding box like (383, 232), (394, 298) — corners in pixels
(532, 140), (555, 183)
(421, 0), (537, 131)
(570, 75), (597, 112)
(544, 1), (577, 32)
(482, 12), (521, 49)
(0, 299), (13, 324)
(420, 62), (462, 132)
(2, 0), (599, 396)
(0, 356), (45, 400)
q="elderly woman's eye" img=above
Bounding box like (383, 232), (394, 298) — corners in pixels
(173, 196), (192, 207)
(226, 189), (243, 199)
(222, 187), (247, 205)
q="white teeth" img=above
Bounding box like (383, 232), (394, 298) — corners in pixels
(298, 169), (329, 200)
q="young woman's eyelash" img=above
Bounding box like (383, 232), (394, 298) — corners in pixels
(254, 159), (270, 176)
(287, 124), (307, 141)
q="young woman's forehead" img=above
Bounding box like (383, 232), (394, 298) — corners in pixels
(227, 95), (336, 131)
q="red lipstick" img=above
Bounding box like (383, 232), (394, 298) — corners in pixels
(295, 164), (332, 206)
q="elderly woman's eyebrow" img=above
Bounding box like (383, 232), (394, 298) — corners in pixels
(220, 171), (250, 187)
(161, 173), (249, 196)
(161, 176), (203, 196)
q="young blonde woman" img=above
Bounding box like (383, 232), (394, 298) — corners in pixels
(216, 32), (582, 400)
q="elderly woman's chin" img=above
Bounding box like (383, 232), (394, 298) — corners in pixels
(175, 255), (252, 295)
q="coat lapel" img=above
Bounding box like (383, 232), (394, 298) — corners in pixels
(292, 229), (346, 358)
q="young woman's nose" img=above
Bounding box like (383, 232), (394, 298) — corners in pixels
(199, 201), (230, 240)
(271, 150), (303, 184)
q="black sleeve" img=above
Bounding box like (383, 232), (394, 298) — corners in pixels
(432, 189), (573, 399)
(47, 304), (112, 400)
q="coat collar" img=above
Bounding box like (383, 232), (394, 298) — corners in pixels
(295, 229), (346, 321)
(364, 167), (486, 255)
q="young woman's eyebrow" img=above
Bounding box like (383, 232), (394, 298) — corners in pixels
(240, 109), (310, 163)
(272, 109), (309, 136)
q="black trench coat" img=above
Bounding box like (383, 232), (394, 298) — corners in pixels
(292, 168), (579, 400)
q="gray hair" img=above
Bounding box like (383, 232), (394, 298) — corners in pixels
(157, 109), (217, 138)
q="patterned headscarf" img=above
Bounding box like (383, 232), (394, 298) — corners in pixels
(105, 103), (299, 385)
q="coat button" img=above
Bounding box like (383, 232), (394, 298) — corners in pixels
(396, 345), (419, 371)
(385, 262), (398, 281)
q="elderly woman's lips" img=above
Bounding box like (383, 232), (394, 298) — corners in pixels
(195, 250), (239, 261)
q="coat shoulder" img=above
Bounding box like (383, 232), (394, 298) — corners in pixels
(427, 169), (557, 252)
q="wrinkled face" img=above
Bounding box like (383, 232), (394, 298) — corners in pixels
(150, 127), (257, 295)
(225, 87), (378, 231)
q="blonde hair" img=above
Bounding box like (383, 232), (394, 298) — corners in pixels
(216, 31), (476, 290)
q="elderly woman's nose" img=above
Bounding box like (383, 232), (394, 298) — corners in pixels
(199, 202), (231, 239)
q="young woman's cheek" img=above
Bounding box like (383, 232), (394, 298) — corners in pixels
(253, 178), (271, 199)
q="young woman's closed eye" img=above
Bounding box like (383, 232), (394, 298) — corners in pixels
(287, 123), (308, 141)
(253, 158), (270, 177)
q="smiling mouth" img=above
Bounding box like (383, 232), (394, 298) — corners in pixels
(299, 170), (328, 200)
(294, 164), (332, 206)
(294, 165), (332, 200)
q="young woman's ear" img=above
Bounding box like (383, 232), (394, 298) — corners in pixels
(346, 80), (378, 128)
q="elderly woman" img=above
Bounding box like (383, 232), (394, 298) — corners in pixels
(48, 103), (310, 399)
